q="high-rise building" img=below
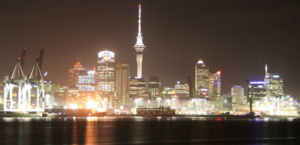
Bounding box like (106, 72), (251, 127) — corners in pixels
(0, 82), (3, 110)
(174, 81), (189, 99)
(208, 70), (221, 100)
(264, 64), (284, 97)
(116, 64), (130, 106)
(134, 3), (146, 78)
(162, 87), (176, 100)
(129, 77), (148, 101)
(231, 85), (245, 105)
(248, 81), (268, 101)
(148, 77), (161, 100)
(96, 50), (117, 108)
(69, 61), (85, 88)
(77, 70), (95, 92)
(187, 76), (194, 98)
(195, 59), (209, 98)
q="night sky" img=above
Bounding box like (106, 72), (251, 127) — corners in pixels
(0, 0), (299, 96)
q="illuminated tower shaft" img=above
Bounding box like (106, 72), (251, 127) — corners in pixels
(134, 3), (145, 78)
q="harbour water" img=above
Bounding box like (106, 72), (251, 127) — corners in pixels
(0, 117), (299, 145)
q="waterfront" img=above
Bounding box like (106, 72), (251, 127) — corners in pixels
(0, 117), (299, 145)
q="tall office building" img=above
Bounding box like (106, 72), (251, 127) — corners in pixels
(77, 70), (95, 92)
(134, 3), (146, 78)
(69, 61), (85, 88)
(129, 77), (148, 101)
(248, 81), (268, 101)
(148, 77), (161, 99)
(174, 81), (190, 99)
(195, 59), (210, 98)
(96, 50), (117, 108)
(231, 85), (245, 105)
(116, 64), (130, 106)
(208, 70), (221, 100)
(264, 64), (283, 97)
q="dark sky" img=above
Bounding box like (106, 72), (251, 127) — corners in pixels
(0, 0), (300, 96)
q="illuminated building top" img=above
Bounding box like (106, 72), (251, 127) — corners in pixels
(98, 50), (115, 58)
(249, 81), (269, 85)
(98, 50), (115, 63)
(73, 61), (83, 69)
(197, 59), (204, 65)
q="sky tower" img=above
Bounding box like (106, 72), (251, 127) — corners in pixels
(134, 2), (145, 78)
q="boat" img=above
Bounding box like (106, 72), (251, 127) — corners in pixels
(137, 106), (175, 116)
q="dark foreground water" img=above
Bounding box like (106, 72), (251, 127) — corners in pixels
(0, 117), (299, 145)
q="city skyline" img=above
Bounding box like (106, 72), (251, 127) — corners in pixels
(0, 0), (299, 96)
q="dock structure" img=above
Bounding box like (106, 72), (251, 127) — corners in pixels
(3, 48), (45, 112)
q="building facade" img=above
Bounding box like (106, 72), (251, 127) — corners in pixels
(174, 81), (189, 99)
(96, 50), (117, 108)
(248, 81), (268, 101)
(69, 61), (85, 88)
(264, 64), (283, 97)
(129, 77), (148, 101)
(195, 59), (210, 98)
(116, 63), (130, 107)
(231, 85), (245, 105)
(148, 77), (161, 100)
(208, 71), (221, 100)
(77, 70), (95, 92)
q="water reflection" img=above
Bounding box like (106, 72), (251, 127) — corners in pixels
(0, 117), (299, 145)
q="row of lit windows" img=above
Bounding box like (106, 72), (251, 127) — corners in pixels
(97, 82), (115, 92)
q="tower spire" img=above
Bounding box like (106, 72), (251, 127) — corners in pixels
(134, 2), (146, 78)
(265, 64), (269, 78)
(135, 3), (145, 47)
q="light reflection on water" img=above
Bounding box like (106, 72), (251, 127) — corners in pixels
(0, 117), (299, 145)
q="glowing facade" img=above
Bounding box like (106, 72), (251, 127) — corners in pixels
(248, 81), (268, 101)
(148, 77), (161, 99)
(96, 50), (117, 107)
(174, 81), (189, 99)
(195, 59), (209, 97)
(208, 71), (221, 100)
(69, 61), (85, 88)
(134, 3), (146, 78)
(231, 85), (245, 105)
(264, 64), (283, 97)
(129, 77), (148, 100)
(77, 70), (95, 92)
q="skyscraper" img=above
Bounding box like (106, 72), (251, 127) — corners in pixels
(195, 59), (209, 98)
(248, 81), (268, 101)
(96, 50), (117, 108)
(129, 77), (148, 100)
(77, 70), (95, 92)
(69, 61), (85, 88)
(231, 85), (245, 105)
(134, 3), (146, 78)
(116, 64), (130, 106)
(174, 81), (190, 99)
(264, 64), (283, 97)
(148, 76), (161, 100)
(208, 70), (221, 100)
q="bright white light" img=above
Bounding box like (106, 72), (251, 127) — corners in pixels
(98, 50), (115, 58)
(197, 60), (204, 64)
(69, 104), (78, 110)
(86, 100), (98, 109)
